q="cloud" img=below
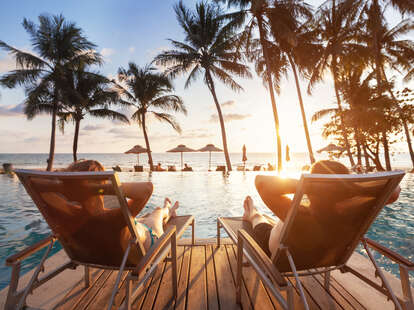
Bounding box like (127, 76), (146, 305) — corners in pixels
(0, 103), (25, 117)
(221, 100), (235, 108)
(83, 124), (106, 131)
(0, 54), (16, 73)
(23, 137), (42, 143)
(209, 113), (251, 123)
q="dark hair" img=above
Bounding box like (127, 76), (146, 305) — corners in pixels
(66, 160), (104, 172)
(310, 160), (349, 175)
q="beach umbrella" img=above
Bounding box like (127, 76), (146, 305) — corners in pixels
(167, 144), (196, 170)
(242, 144), (247, 169)
(286, 145), (290, 162)
(124, 145), (148, 165)
(317, 143), (344, 153)
(198, 144), (223, 171)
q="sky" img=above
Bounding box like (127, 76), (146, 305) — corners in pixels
(0, 0), (411, 154)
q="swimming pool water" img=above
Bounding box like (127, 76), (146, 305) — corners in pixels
(0, 171), (412, 289)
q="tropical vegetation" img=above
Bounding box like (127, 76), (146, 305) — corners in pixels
(117, 63), (186, 171)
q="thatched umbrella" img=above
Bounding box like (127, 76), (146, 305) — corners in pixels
(124, 145), (148, 165)
(167, 144), (196, 170)
(317, 143), (344, 153)
(198, 144), (223, 171)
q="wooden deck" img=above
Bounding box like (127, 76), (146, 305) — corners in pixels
(0, 239), (411, 310)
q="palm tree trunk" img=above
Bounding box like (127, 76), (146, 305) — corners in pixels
(382, 130), (392, 170)
(288, 55), (315, 164)
(73, 118), (80, 162)
(381, 67), (414, 169)
(331, 60), (355, 167)
(362, 143), (371, 170)
(206, 70), (232, 171)
(46, 102), (57, 171)
(142, 112), (154, 171)
(257, 15), (282, 173)
(371, 0), (392, 170)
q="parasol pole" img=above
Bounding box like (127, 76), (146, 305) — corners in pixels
(181, 152), (183, 170)
(137, 154), (140, 165)
(209, 151), (212, 171)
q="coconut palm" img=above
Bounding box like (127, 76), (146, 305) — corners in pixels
(0, 14), (100, 170)
(117, 63), (186, 171)
(308, 1), (366, 167)
(359, 3), (414, 169)
(58, 65), (130, 162)
(266, 4), (319, 164)
(217, 0), (284, 171)
(155, 1), (252, 171)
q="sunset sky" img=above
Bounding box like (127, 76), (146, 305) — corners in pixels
(0, 0), (410, 154)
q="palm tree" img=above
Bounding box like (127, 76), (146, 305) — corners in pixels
(217, 0), (284, 171)
(155, 1), (252, 171)
(308, 1), (366, 167)
(0, 14), (100, 171)
(117, 63), (186, 171)
(359, 3), (414, 169)
(266, 4), (319, 164)
(59, 65), (130, 162)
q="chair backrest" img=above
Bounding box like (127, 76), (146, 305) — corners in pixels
(15, 169), (150, 268)
(272, 171), (405, 272)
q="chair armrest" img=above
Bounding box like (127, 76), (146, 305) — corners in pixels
(134, 225), (176, 275)
(6, 235), (55, 266)
(238, 229), (287, 287)
(363, 238), (413, 267)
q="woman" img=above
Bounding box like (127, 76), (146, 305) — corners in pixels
(39, 160), (179, 259)
(243, 160), (401, 262)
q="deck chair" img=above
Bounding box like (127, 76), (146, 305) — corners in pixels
(217, 171), (412, 310)
(6, 169), (195, 310)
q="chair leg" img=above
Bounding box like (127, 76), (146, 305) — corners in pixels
(84, 266), (90, 287)
(400, 265), (413, 309)
(171, 231), (178, 299)
(324, 271), (331, 291)
(362, 240), (403, 310)
(217, 220), (221, 247)
(285, 249), (310, 310)
(236, 237), (243, 304)
(191, 218), (195, 245)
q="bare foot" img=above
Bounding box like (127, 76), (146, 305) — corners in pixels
(164, 197), (172, 208)
(169, 201), (179, 218)
(242, 196), (255, 221)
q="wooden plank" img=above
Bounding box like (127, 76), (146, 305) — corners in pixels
(186, 246), (208, 310)
(86, 271), (128, 310)
(214, 245), (245, 310)
(313, 273), (366, 310)
(293, 274), (342, 310)
(286, 276), (321, 310)
(175, 246), (191, 310)
(205, 245), (219, 310)
(227, 245), (274, 310)
(138, 262), (166, 310)
(55, 269), (105, 310)
(69, 270), (113, 310)
(152, 246), (185, 310)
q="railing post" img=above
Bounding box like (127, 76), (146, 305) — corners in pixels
(217, 220), (221, 247)
(84, 266), (90, 287)
(399, 265), (413, 309)
(171, 231), (178, 299)
(5, 262), (21, 310)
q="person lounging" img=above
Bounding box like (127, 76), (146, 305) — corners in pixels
(242, 160), (401, 259)
(34, 160), (180, 254)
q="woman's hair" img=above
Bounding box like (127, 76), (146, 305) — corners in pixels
(66, 160), (104, 172)
(310, 160), (349, 175)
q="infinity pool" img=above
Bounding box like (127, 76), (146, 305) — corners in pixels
(0, 171), (413, 289)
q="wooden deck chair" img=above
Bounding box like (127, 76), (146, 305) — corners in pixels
(6, 169), (195, 310)
(217, 171), (412, 310)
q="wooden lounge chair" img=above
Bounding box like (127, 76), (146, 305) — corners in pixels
(217, 171), (412, 310)
(6, 169), (195, 310)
